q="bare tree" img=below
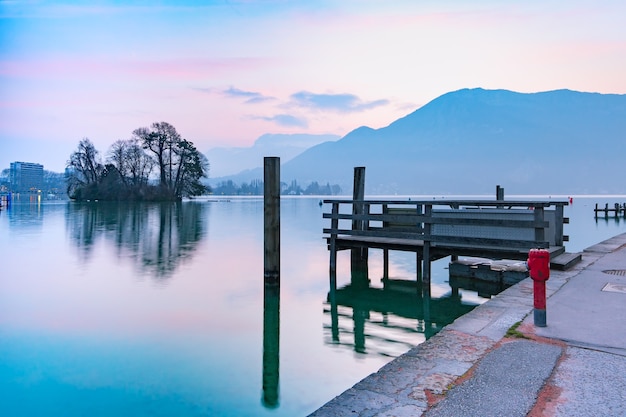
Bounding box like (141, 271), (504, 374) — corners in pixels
(126, 138), (154, 187)
(66, 138), (103, 198)
(133, 122), (208, 199)
(107, 140), (130, 188)
(107, 138), (154, 190)
(133, 122), (180, 191)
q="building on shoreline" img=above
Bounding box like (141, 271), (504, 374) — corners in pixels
(9, 161), (44, 193)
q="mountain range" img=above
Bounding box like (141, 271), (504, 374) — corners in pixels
(209, 88), (626, 195)
(206, 133), (339, 178)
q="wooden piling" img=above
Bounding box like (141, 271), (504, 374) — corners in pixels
(496, 185), (504, 201)
(351, 167), (368, 287)
(496, 185), (504, 211)
(422, 204), (432, 287)
(594, 202), (626, 219)
(352, 167), (366, 231)
(264, 157), (280, 284)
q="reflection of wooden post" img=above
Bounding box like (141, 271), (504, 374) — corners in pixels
(329, 285), (339, 343)
(353, 307), (367, 353)
(264, 157), (280, 284)
(383, 249), (389, 283)
(262, 157), (280, 408)
(423, 297), (434, 339)
(351, 250), (369, 288)
(262, 282), (280, 408)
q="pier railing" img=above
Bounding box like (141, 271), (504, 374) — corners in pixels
(323, 199), (568, 262)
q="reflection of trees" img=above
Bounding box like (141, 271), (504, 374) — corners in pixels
(66, 201), (206, 280)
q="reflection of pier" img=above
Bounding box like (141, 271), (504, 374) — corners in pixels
(325, 279), (478, 357)
(321, 173), (573, 356)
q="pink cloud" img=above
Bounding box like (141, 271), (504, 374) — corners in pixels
(0, 56), (274, 80)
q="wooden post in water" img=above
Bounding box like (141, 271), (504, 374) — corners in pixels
(351, 167), (368, 288)
(496, 185), (504, 211)
(262, 157), (280, 408)
(421, 204), (432, 287)
(352, 167), (366, 231)
(496, 185), (504, 201)
(264, 157), (280, 284)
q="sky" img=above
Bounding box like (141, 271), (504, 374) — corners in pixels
(1, 0), (626, 173)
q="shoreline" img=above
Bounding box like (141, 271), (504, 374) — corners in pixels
(309, 232), (626, 416)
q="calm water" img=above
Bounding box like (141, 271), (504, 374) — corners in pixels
(1, 195), (624, 416)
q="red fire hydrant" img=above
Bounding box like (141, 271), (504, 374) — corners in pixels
(527, 249), (550, 327)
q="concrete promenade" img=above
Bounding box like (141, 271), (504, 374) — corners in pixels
(310, 232), (626, 416)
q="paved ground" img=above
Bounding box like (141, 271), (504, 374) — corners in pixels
(309, 232), (626, 417)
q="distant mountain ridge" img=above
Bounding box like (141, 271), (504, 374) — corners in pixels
(206, 133), (339, 178)
(211, 88), (626, 195)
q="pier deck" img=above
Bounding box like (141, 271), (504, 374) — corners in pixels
(323, 199), (569, 288)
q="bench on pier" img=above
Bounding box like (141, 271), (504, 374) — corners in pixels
(323, 199), (569, 284)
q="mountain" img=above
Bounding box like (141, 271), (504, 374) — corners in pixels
(206, 133), (339, 178)
(278, 88), (626, 195)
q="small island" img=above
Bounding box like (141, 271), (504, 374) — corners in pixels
(66, 122), (208, 201)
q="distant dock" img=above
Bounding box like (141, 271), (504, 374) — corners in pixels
(594, 203), (626, 219)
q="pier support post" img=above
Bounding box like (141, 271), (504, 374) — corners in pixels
(352, 166), (366, 238)
(351, 167), (368, 288)
(422, 203), (432, 287)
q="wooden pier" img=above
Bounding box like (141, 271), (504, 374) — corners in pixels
(323, 198), (570, 295)
(594, 203), (626, 219)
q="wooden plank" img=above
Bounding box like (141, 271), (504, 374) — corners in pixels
(328, 235), (557, 254)
(325, 228), (549, 250)
(550, 252), (582, 270)
(324, 199), (568, 209)
(324, 212), (550, 229)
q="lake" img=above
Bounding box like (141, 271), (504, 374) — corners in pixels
(1, 195), (624, 416)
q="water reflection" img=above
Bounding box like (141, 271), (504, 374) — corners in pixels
(595, 216), (622, 225)
(325, 268), (479, 357)
(262, 280), (280, 408)
(2, 198), (45, 230)
(65, 202), (207, 280)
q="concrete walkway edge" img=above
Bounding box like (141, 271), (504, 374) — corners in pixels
(309, 232), (626, 417)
